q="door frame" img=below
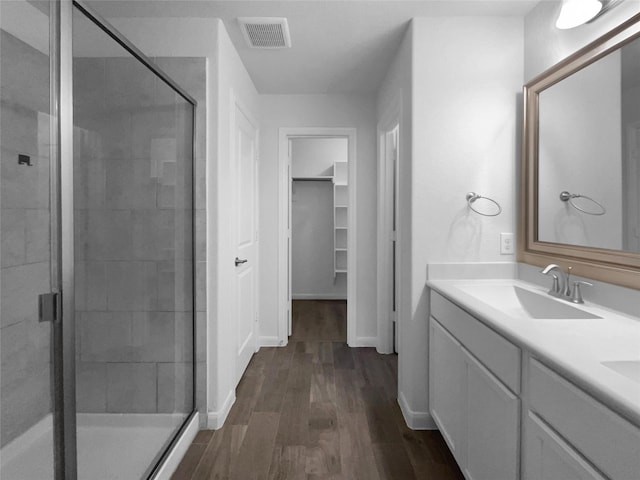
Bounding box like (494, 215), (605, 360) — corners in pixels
(278, 127), (357, 345)
(377, 96), (402, 354)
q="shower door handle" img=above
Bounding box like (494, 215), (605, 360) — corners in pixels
(235, 257), (248, 267)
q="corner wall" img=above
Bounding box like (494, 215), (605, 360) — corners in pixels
(380, 16), (524, 428)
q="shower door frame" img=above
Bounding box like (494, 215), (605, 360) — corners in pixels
(55, 1), (199, 478)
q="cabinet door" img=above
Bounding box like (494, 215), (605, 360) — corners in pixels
(523, 412), (606, 480)
(464, 351), (520, 480)
(430, 318), (466, 461)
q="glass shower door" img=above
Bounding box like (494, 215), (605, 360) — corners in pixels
(0, 1), (58, 478)
(72, 4), (195, 479)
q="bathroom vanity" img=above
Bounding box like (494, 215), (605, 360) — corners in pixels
(428, 279), (640, 480)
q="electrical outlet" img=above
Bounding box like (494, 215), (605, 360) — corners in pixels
(500, 233), (514, 255)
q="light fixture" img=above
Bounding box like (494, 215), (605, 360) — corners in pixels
(556, 0), (603, 29)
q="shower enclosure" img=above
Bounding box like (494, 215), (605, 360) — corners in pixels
(1, 1), (196, 478)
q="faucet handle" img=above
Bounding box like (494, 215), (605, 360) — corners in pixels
(571, 280), (593, 304)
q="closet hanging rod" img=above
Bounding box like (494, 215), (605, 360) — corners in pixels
(292, 176), (334, 181)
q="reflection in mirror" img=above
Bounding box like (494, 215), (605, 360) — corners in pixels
(537, 36), (640, 253)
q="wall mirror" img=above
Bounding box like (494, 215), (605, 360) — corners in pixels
(520, 12), (640, 289)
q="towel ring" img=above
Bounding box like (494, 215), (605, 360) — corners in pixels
(559, 191), (606, 216)
(466, 192), (502, 217)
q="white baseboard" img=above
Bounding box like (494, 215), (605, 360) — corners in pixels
(207, 390), (235, 430)
(348, 336), (378, 348)
(292, 293), (347, 300)
(259, 336), (286, 347)
(398, 392), (437, 430)
(152, 412), (199, 480)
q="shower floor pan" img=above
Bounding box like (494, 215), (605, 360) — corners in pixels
(1, 413), (186, 480)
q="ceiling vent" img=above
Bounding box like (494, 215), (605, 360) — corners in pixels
(238, 17), (291, 49)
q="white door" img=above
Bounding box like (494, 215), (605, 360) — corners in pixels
(235, 105), (258, 382)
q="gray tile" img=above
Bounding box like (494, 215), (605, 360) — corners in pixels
(105, 261), (158, 311)
(1, 208), (26, 267)
(98, 110), (133, 159)
(1, 99), (40, 157)
(157, 362), (193, 413)
(106, 362), (157, 413)
(0, 30), (50, 113)
(1, 147), (50, 209)
(78, 311), (132, 362)
(157, 185), (175, 209)
(74, 262), (107, 311)
(132, 209), (174, 261)
(76, 362), (107, 413)
(86, 209), (133, 261)
(196, 261), (206, 312)
(195, 209), (206, 262)
(73, 58), (106, 114)
(104, 154), (157, 209)
(1, 262), (51, 328)
(156, 260), (176, 312)
(194, 174), (206, 210)
(131, 311), (191, 363)
(104, 57), (156, 109)
(73, 140), (105, 210)
(195, 311), (206, 363)
(25, 209), (50, 264)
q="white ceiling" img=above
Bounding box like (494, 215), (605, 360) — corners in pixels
(88, 0), (540, 94)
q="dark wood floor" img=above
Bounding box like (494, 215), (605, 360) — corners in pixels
(172, 300), (464, 480)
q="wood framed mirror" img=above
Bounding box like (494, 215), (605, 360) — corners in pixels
(519, 12), (640, 289)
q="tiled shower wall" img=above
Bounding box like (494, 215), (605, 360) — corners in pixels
(73, 56), (206, 415)
(0, 31), (53, 447)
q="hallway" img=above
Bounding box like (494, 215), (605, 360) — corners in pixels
(172, 301), (463, 480)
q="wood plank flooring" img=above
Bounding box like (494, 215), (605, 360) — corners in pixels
(172, 300), (464, 480)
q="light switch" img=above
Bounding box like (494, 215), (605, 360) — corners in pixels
(500, 233), (514, 255)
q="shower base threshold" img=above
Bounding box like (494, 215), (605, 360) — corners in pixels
(1, 412), (186, 480)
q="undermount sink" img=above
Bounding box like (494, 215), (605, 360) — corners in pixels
(602, 361), (640, 384)
(457, 284), (602, 320)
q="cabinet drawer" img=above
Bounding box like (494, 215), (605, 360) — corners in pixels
(524, 411), (606, 480)
(431, 291), (521, 393)
(529, 358), (640, 480)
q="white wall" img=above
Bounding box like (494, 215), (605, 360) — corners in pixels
(378, 17), (524, 428)
(291, 137), (347, 177)
(112, 18), (260, 429)
(376, 22), (413, 415)
(259, 94), (378, 345)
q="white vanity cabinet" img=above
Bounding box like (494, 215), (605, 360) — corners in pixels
(429, 287), (640, 480)
(430, 292), (521, 480)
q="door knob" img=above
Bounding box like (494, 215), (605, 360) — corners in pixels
(235, 257), (248, 266)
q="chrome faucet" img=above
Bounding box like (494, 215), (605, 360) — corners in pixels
(540, 264), (593, 304)
(540, 264), (566, 297)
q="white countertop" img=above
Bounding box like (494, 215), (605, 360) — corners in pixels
(427, 278), (640, 426)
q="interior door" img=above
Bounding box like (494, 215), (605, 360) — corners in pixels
(234, 105), (258, 382)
